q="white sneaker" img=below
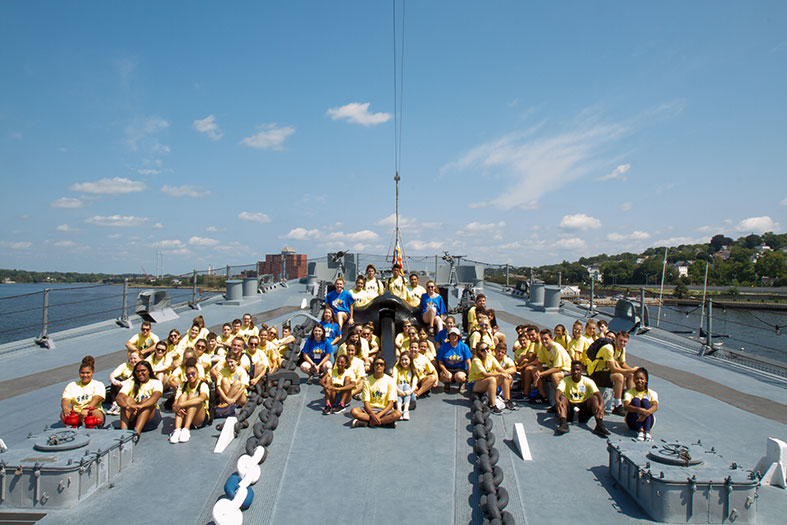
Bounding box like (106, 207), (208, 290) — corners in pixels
(107, 402), (121, 415)
(169, 429), (182, 444)
(636, 431), (645, 442)
(179, 429), (191, 443)
(644, 432), (653, 442)
(402, 409), (410, 421)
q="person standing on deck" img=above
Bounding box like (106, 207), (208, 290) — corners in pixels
(325, 277), (355, 331)
(404, 273), (426, 308)
(364, 264), (385, 296)
(386, 263), (408, 300)
(126, 321), (159, 358)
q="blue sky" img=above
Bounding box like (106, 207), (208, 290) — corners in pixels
(1, 1), (786, 274)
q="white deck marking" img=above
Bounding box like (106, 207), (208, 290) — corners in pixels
(513, 422), (533, 461)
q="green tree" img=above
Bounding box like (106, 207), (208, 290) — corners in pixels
(673, 279), (689, 298)
(755, 251), (787, 279)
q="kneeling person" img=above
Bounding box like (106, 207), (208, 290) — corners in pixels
(555, 360), (610, 437)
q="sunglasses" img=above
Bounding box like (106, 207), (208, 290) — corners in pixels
(373, 362), (385, 367)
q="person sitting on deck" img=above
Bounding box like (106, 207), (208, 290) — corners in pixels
(300, 324), (334, 383)
(586, 330), (638, 416)
(362, 323), (380, 360)
(466, 294), (486, 332)
(216, 350), (248, 417)
(320, 354), (354, 415)
(597, 320), (609, 339)
(319, 308), (342, 347)
(417, 328), (436, 360)
(393, 350), (418, 420)
(194, 338), (213, 376)
(419, 280), (446, 335)
(567, 321), (588, 363)
(534, 329), (572, 409)
(338, 328), (370, 366)
(169, 357), (210, 444)
(518, 326), (547, 402)
(436, 327), (472, 393)
(364, 264), (385, 296)
(555, 360), (610, 437)
(468, 315), (496, 353)
(468, 343), (513, 413)
(117, 360), (162, 436)
(165, 329), (182, 356)
(107, 349), (142, 415)
(386, 263), (408, 300)
(169, 347), (205, 392)
(177, 324), (203, 355)
(485, 309), (506, 347)
(147, 341), (175, 388)
(273, 324), (297, 359)
(343, 343), (367, 399)
(61, 355), (105, 428)
(583, 319), (598, 343)
(257, 329), (281, 372)
(242, 335), (272, 388)
(326, 277), (355, 330)
(494, 343), (517, 377)
(394, 319), (414, 353)
(350, 357), (401, 428)
(511, 325), (528, 362)
(239, 313), (259, 343)
(396, 325), (420, 358)
(623, 367), (658, 442)
(350, 275), (374, 308)
(413, 341), (438, 398)
(435, 315), (456, 348)
(206, 332), (223, 366)
(192, 315), (209, 340)
(404, 273), (426, 308)
(125, 321), (159, 358)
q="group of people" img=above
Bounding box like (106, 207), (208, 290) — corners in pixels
(60, 268), (658, 442)
(61, 313), (296, 442)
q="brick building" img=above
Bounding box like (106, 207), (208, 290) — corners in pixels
(258, 247), (307, 281)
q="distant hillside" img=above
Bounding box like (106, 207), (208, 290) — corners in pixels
(487, 232), (787, 288)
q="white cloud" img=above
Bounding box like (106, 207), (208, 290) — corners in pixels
(152, 143), (170, 154)
(375, 214), (442, 233)
(56, 224), (76, 232)
(0, 241), (32, 249)
(138, 168), (160, 175)
(652, 236), (706, 246)
(598, 163), (630, 182)
(735, 216), (780, 234)
(606, 231), (650, 241)
(193, 114), (223, 140)
(153, 223), (163, 229)
(619, 202), (633, 212)
(152, 239), (185, 249)
(326, 102), (392, 126)
(284, 227), (321, 240)
(188, 236), (219, 247)
(458, 221), (506, 234)
(161, 184), (210, 198)
(125, 116), (169, 151)
(206, 226), (225, 233)
(442, 114), (628, 209)
(555, 237), (586, 250)
(85, 215), (149, 227)
(468, 201), (488, 209)
(107, 233), (121, 239)
(70, 177), (146, 195)
(780, 197), (787, 206)
(407, 239), (446, 251)
(241, 123), (295, 150)
(560, 213), (601, 231)
(51, 197), (85, 208)
(238, 211), (271, 224)
(327, 230), (380, 242)
(54, 240), (76, 247)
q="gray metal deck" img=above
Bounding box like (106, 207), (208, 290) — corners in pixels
(1, 282), (785, 524)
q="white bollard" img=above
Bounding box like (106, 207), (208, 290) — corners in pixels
(755, 437), (787, 488)
(214, 416), (238, 454)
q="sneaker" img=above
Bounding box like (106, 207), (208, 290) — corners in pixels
(351, 419), (368, 428)
(644, 432), (653, 442)
(306, 374), (313, 385)
(409, 399), (416, 410)
(107, 402), (121, 415)
(612, 405), (626, 417)
(636, 431), (645, 442)
(594, 421), (611, 437)
(504, 400), (517, 411)
(322, 404), (332, 415)
(402, 409), (410, 421)
(352, 393), (361, 401)
(491, 406), (503, 415)
(169, 428), (182, 444)
(178, 429), (191, 443)
(556, 422), (570, 435)
(332, 403), (346, 414)
(546, 405), (557, 414)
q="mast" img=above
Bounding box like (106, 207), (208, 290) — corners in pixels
(656, 247), (668, 327)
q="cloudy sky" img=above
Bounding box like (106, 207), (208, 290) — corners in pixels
(1, 1), (785, 274)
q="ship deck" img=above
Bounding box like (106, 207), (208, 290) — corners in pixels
(1, 282), (785, 524)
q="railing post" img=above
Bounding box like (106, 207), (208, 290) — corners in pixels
(226, 265), (230, 280)
(707, 298), (713, 351)
(117, 278), (132, 328)
(589, 279), (595, 316)
(34, 288), (55, 349)
(558, 271), (562, 289)
(190, 269), (200, 310)
(640, 287), (646, 327)
(505, 264), (510, 288)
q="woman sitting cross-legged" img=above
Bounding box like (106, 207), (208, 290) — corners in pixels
(117, 360), (163, 436)
(320, 354), (355, 415)
(468, 343), (513, 414)
(215, 350), (249, 418)
(169, 357), (210, 444)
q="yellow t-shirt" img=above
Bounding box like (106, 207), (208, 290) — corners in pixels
(351, 287), (374, 308)
(588, 343), (626, 375)
(62, 379), (106, 413)
(468, 354), (500, 382)
(624, 388), (659, 404)
(111, 362), (135, 382)
(218, 366), (250, 388)
(179, 380), (210, 415)
(259, 341), (280, 367)
(393, 365), (417, 390)
(405, 284), (426, 308)
(146, 353), (173, 374)
(120, 378), (163, 408)
(557, 375), (599, 404)
(567, 336), (589, 361)
(218, 334), (234, 349)
(177, 334), (201, 353)
(387, 275), (408, 300)
(496, 355), (516, 371)
(337, 339), (370, 360)
(467, 306), (479, 332)
(534, 343), (551, 365)
(555, 335), (570, 351)
(468, 330), (495, 351)
(331, 367), (354, 387)
(361, 374), (397, 409)
(127, 332), (159, 351)
(544, 342), (571, 372)
(347, 356), (366, 382)
(173, 364), (206, 384)
(412, 353), (437, 380)
(514, 341), (533, 363)
(241, 350), (270, 375)
(364, 277), (385, 296)
(239, 326), (259, 343)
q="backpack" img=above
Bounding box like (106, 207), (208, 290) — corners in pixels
(586, 337), (614, 363)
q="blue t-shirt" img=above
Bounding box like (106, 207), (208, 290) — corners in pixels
(301, 339), (334, 363)
(320, 321), (341, 342)
(326, 289), (355, 315)
(419, 293), (447, 316)
(437, 341), (472, 370)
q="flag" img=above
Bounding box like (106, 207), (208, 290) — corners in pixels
(392, 241), (403, 268)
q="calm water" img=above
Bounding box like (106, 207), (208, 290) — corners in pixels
(601, 304), (787, 364)
(0, 283), (217, 345)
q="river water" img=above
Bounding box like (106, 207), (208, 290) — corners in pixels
(0, 283), (217, 345)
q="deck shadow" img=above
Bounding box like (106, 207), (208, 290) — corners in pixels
(587, 464), (651, 520)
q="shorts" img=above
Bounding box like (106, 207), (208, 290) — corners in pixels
(590, 370), (612, 388)
(130, 408), (161, 432)
(215, 403), (236, 418)
(568, 401), (594, 423)
(445, 367), (465, 375)
(191, 410), (211, 429)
